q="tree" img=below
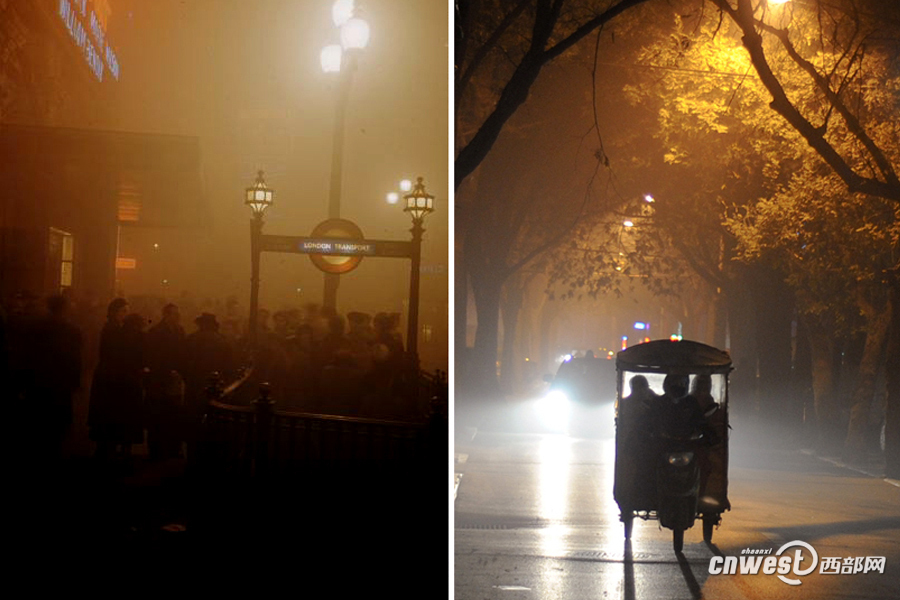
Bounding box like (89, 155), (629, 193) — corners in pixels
(711, 0), (900, 472)
(455, 0), (662, 393)
(456, 0), (654, 189)
(728, 168), (899, 453)
(710, 0), (900, 203)
(460, 119), (608, 391)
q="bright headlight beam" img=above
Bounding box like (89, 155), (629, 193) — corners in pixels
(535, 390), (570, 433)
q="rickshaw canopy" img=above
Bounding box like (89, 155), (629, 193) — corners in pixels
(616, 339), (732, 374)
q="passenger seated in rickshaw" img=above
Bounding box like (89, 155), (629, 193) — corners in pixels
(688, 374), (715, 412)
(653, 374), (696, 437)
(616, 375), (659, 507)
(685, 374), (727, 508)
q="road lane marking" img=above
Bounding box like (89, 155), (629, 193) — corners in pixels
(493, 586), (531, 591)
(800, 449), (897, 484)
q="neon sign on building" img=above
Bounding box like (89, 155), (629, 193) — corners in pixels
(58, 0), (120, 82)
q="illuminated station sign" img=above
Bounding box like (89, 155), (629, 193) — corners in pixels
(260, 219), (413, 275)
(58, 0), (120, 82)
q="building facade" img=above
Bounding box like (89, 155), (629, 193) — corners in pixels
(0, 0), (205, 304)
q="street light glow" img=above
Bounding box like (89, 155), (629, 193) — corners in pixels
(399, 179), (412, 192)
(331, 0), (354, 27)
(244, 170), (274, 216)
(340, 18), (370, 50)
(644, 194), (654, 203)
(386, 191), (399, 204)
(623, 220), (634, 228)
(320, 44), (343, 73)
(403, 176), (435, 222)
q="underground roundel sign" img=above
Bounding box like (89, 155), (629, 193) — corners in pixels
(307, 218), (369, 274)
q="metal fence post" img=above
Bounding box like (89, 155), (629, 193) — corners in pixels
(253, 382), (274, 479)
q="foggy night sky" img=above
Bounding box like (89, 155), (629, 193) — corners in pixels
(88, 0), (448, 339)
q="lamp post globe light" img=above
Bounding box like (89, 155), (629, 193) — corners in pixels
(320, 45), (342, 74)
(340, 18), (370, 50)
(404, 176), (434, 223)
(403, 176), (435, 359)
(384, 178), (413, 205)
(245, 170), (274, 346)
(332, 0), (354, 26)
(320, 0), (370, 310)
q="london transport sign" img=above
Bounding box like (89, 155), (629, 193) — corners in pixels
(260, 234), (411, 258)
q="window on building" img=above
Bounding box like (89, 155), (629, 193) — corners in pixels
(49, 227), (75, 292)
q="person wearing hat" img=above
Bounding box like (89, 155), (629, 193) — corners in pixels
(346, 311), (375, 373)
(145, 303), (186, 461)
(88, 298), (145, 464)
(181, 312), (237, 457)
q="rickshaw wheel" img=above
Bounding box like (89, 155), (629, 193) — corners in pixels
(702, 514), (717, 543)
(673, 528), (684, 553)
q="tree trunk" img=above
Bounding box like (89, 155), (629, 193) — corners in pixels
(712, 289), (728, 350)
(500, 279), (525, 393)
(884, 273), (900, 479)
(752, 267), (794, 423)
(805, 315), (838, 451)
(791, 314), (814, 439)
(470, 267), (503, 395)
(726, 271), (759, 417)
(539, 299), (562, 377)
(843, 297), (890, 461)
(454, 239), (469, 384)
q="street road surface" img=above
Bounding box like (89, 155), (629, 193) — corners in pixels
(454, 400), (900, 600)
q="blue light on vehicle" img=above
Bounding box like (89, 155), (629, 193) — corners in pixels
(634, 322), (648, 330)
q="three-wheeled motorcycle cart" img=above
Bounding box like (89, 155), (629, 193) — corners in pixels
(613, 339), (732, 552)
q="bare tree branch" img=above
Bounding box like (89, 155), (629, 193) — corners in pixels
(456, 0), (652, 190)
(711, 0), (900, 201)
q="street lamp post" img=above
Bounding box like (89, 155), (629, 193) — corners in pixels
(320, 1), (370, 311)
(245, 170), (274, 347)
(403, 177), (434, 360)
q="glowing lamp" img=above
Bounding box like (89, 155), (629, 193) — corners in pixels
(245, 170), (274, 216)
(340, 18), (370, 50)
(332, 0), (354, 27)
(321, 44), (343, 73)
(403, 176), (435, 222)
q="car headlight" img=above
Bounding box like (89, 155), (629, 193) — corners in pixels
(535, 390), (570, 431)
(667, 452), (694, 467)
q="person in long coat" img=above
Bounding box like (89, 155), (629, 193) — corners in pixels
(144, 303), (185, 461)
(88, 299), (145, 461)
(28, 294), (83, 469)
(182, 313), (237, 457)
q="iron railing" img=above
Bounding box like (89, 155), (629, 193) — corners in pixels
(196, 367), (447, 481)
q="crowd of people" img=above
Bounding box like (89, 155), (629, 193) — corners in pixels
(1, 289), (413, 470)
